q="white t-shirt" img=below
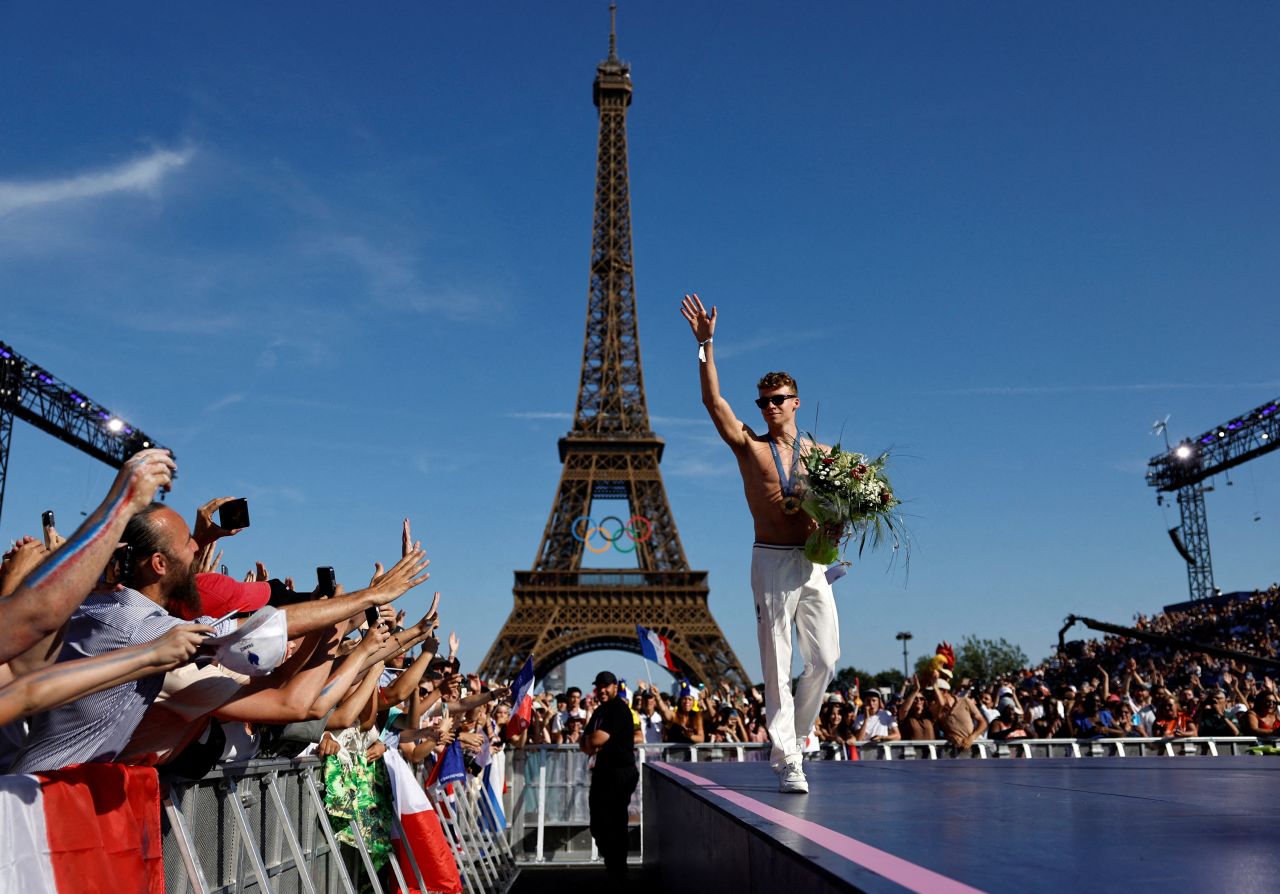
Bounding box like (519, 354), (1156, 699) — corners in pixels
(638, 711), (664, 744)
(854, 709), (898, 739)
(550, 706), (587, 733)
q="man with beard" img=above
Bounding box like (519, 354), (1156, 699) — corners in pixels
(8, 503), (431, 773)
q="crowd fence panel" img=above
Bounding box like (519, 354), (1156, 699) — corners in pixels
(151, 737), (1272, 891)
(504, 738), (1272, 866)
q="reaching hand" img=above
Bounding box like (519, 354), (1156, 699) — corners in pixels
(448, 631), (459, 657)
(414, 592), (441, 633)
(680, 293), (716, 343)
(193, 496), (247, 546)
(401, 519), (415, 559)
(357, 623), (392, 655)
(364, 740), (387, 762)
(367, 548), (431, 605)
(42, 523), (66, 552)
(0, 537), (49, 597)
(196, 546), (223, 575)
(150, 624), (214, 668)
(254, 561), (269, 582)
(109, 448), (177, 514)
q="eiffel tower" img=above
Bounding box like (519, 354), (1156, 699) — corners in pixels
(478, 10), (748, 688)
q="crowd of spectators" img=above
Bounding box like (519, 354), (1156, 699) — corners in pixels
(511, 585), (1280, 759)
(0, 450), (512, 889)
(2, 449), (1277, 885)
(800, 585), (1280, 753)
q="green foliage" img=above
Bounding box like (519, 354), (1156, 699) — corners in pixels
(952, 635), (1028, 685)
(831, 665), (907, 692)
(871, 668), (906, 691)
(832, 665), (874, 690)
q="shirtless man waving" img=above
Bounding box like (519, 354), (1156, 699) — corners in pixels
(680, 293), (841, 794)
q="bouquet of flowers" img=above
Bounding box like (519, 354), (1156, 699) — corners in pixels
(795, 437), (907, 566)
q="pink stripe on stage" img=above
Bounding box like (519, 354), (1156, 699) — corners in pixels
(658, 763), (986, 894)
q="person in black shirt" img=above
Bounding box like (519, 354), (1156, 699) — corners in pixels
(581, 670), (638, 883)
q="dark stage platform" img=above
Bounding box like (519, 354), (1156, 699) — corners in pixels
(643, 757), (1280, 894)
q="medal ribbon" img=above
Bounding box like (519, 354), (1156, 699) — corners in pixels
(768, 437), (801, 498)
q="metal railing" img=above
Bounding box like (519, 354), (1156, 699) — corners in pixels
(155, 737), (1273, 890)
(505, 737), (1272, 866)
(848, 736), (1265, 760)
(160, 757), (516, 894)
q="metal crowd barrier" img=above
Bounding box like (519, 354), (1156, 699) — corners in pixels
(506, 737), (1271, 866)
(155, 738), (1271, 890)
(506, 743), (773, 867)
(160, 757), (516, 894)
(847, 736), (1264, 760)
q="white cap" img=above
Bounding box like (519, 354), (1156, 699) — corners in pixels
(204, 606), (288, 677)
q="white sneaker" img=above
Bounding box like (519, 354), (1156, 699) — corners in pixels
(778, 760), (809, 794)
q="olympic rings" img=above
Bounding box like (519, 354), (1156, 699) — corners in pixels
(571, 515), (654, 553)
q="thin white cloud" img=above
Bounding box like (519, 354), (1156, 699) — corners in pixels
(713, 329), (829, 360)
(663, 455), (735, 478)
(505, 410), (573, 421)
(924, 381), (1280, 396)
(322, 233), (504, 322)
(203, 393), (246, 414)
(504, 411), (707, 426)
(649, 415), (708, 428)
(0, 147), (195, 216)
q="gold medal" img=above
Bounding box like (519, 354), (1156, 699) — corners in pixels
(781, 495), (802, 515)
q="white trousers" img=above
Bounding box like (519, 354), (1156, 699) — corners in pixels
(751, 543), (841, 766)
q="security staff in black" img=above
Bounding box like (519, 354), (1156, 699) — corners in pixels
(580, 670), (639, 882)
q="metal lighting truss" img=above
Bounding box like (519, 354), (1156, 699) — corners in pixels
(0, 339), (168, 526)
(1146, 397), (1280, 601)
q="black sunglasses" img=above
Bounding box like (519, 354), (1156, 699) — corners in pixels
(754, 394), (797, 409)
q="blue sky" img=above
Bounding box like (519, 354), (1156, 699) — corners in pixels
(2, 3), (1278, 690)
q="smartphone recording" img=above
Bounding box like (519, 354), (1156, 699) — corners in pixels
(218, 499), (250, 530)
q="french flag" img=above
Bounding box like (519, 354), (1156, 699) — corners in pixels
(506, 656), (536, 739)
(637, 624), (679, 672)
(384, 748), (462, 894)
(0, 764), (165, 894)
(425, 739), (468, 789)
(478, 738), (507, 834)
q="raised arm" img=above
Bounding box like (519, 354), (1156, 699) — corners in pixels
(280, 549), (431, 638)
(0, 623), (209, 725)
(212, 628), (345, 724)
(327, 661), (385, 730)
(680, 294), (750, 450)
(0, 449), (176, 663)
(380, 631), (440, 707)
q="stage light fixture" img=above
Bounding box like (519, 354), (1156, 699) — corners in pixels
(106, 418), (124, 433)
(1167, 528), (1197, 566)
(1175, 445), (1193, 460)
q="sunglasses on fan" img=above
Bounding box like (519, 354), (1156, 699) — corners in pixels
(754, 394), (797, 409)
